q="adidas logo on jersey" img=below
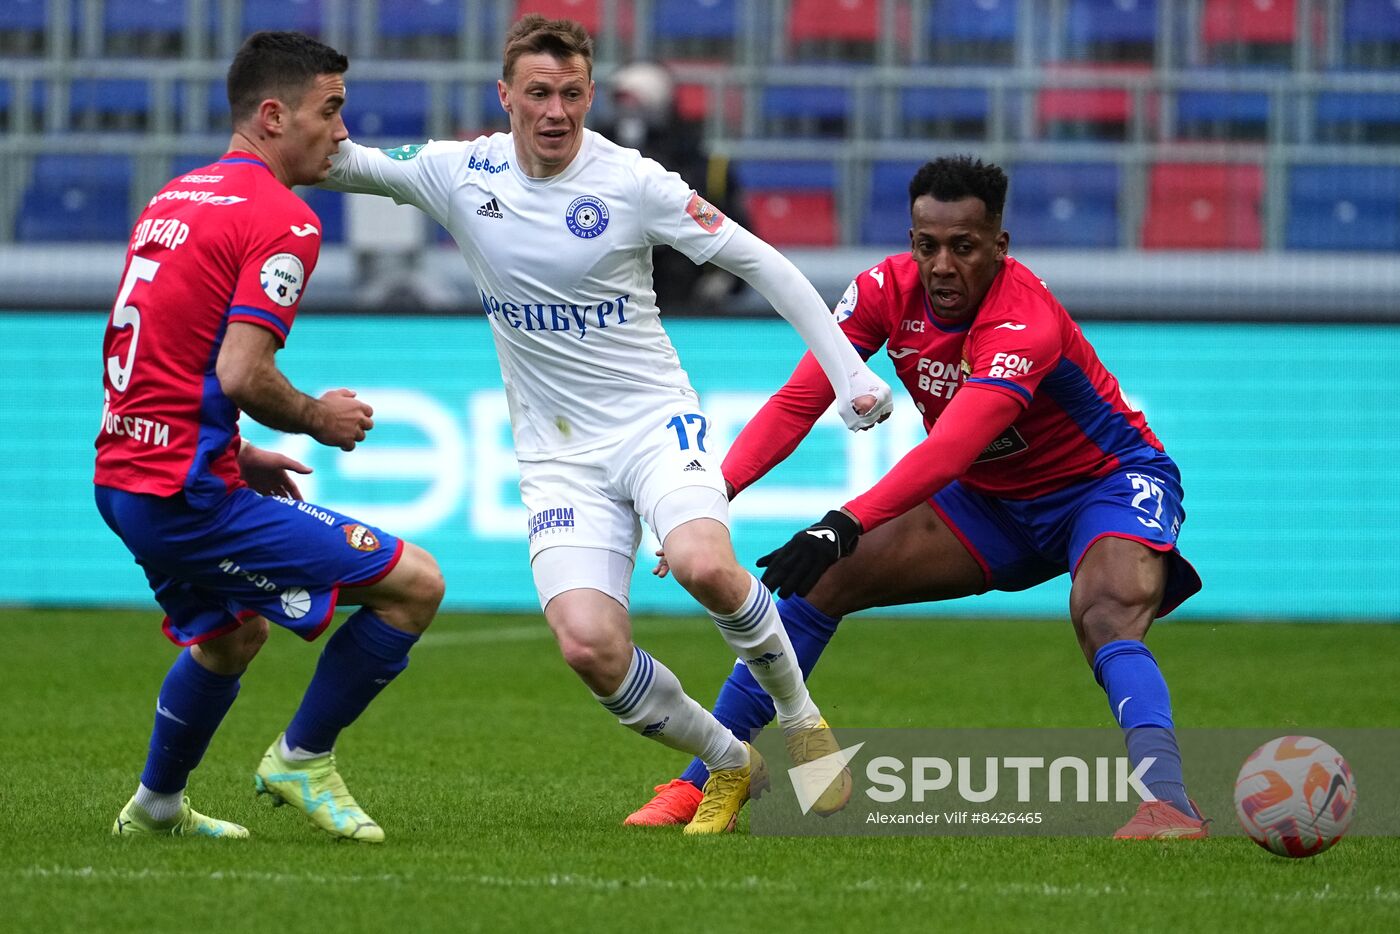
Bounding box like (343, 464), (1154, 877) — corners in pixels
(683, 460), (705, 472)
(476, 198), (504, 219)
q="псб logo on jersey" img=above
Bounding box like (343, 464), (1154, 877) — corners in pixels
(565, 195), (609, 239)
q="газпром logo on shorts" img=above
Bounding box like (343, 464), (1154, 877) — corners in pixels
(529, 507), (575, 541)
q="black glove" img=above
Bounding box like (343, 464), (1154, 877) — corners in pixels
(756, 509), (861, 599)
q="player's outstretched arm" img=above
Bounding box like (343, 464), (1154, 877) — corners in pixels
(723, 350), (836, 498)
(755, 386), (1021, 597)
(708, 226), (893, 431)
(217, 322), (374, 451)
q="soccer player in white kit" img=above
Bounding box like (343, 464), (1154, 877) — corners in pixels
(325, 15), (893, 833)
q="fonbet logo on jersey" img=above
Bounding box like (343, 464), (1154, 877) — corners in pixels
(259, 252), (305, 307)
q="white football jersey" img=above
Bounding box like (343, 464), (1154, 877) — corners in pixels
(327, 130), (737, 459)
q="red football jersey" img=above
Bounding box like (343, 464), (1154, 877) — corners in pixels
(94, 153), (321, 506)
(726, 254), (1164, 504)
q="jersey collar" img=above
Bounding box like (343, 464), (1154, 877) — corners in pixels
(219, 151), (273, 173)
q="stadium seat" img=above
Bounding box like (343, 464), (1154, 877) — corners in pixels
(1175, 83), (1271, 140)
(243, 0), (324, 36)
(17, 155), (134, 242)
(1006, 162), (1120, 247)
(0, 0), (47, 56)
(1201, 0), (1297, 66)
(787, 0), (882, 61)
(653, 0), (740, 61)
(1340, 0), (1400, 65)
(744, 192), (838, 246)
(342, 81), (431, 140)
(925, 0), (1019, 65)
(170, 151), (223, 177)
(1285, 165), (1400, 251)
(860, 159), (923, 244)
(1141, 162), (1262, 249)
(103, 0), (188, 57)
(1063, 0), (1158, 63)
(761, 83), (853, 137)
(1315, 86), (1400, 144)
(68, 79), (151, 132)
(295, 186), (345, 244)
(901, 86), (993, 139)
(512, 1), (633, 37)
(377, 0), (464, 58)
(1036, 63), (1151, 141)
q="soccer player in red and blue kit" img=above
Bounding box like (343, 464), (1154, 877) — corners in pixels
(628, 156), (1208, 839)
(96, 32), (443, 842)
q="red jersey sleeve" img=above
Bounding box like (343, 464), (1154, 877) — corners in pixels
(724, 264), (896, 496)
(227, 196), (321, 345)
(963, 295), (1062, 408)
(842, 385), (1023, 530)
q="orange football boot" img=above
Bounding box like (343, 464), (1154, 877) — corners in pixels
(623, 779), (703, 827)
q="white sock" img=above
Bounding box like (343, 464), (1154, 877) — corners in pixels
(278, 734), (326, 762)
(595, 646), (747, 773)
(710, 575), (821, 732)
(134, 783), (183, 822)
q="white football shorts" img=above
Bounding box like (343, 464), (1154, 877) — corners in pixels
(522, 405), (729, 608)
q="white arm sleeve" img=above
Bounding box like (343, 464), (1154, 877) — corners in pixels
(322, 139), (458, 227)
(709, 225), (893, 430)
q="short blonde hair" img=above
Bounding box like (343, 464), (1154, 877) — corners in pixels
(502, 15), (594, 83)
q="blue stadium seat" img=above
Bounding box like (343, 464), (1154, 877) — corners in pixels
(1064, 0), (1153, 48)
(1007, 162), (1120, 247)
(295, 186), (345, 243)
(761, 84), (852, 137)
(17, 155), (134, 242)
(103, 0), (203, 57)
(654, 0), (738, 39)
(1286, 165), (1400, 251)
(69, 79), (151, 131)
(378, 0), (463, 57)
(170, 151), (223, 177)
(1176, 86), (1271, 140)
(733, 160), (836, 191)
(1342, 0), (1400, 37)
(926, 0), (1019, 64)
(243, 0), (323, 36)
(0, 0), (46, 55)
(861, 160), (923, 244)
(344, 81), (431, 139)
(1315, 87), (1400, 143)
(900, 86), (993, 137)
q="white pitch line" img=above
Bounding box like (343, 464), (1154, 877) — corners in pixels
(16, 866), (1399, 904)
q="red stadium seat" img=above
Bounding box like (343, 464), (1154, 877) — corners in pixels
(1036, 63), (1153, 139)
(1141, 162), (1263, 250)
(787, 0), (882, 42)
(1202, 0), (1297, 44)
(744, 191), (838, 246)
(513, 0), (633, 37)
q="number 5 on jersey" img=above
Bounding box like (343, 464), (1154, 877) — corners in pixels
(107, 256), (160, 393)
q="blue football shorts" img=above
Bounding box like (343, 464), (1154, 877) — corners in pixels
(929, 452), (1202, 617)
(95, 485), (404, 646)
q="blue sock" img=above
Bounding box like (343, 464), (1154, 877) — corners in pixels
(140, 649), (241, 794)
(1092, 639), (1196, 818)
(284, 609), (419, 755)
(680, 595), (840, 789)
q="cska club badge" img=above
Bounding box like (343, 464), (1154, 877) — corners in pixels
(342, 524), (381, 552)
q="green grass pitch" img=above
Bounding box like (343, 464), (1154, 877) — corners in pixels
(2, 608), (1397, 932)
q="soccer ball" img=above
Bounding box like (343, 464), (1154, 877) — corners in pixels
(1233, 735), (1355, 858)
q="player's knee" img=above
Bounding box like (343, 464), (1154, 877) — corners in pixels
(667, 551), (744, 608)
(556, 632), (628, 686)
(379, 544), (444, 634)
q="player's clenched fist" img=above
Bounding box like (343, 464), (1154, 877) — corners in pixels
(756, 509), (862, 599)
(839, 368), (894, 431)
(315, 388), (375, 451)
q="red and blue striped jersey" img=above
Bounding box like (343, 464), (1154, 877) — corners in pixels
(94, 152), (321, 505)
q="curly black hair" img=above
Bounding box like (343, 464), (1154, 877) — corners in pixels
(907, 155), (1008, 221)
